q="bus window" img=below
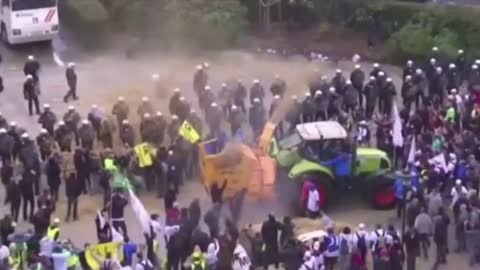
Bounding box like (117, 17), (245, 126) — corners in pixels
(2, 0), (9, 7)
(12, 0), (55, 11)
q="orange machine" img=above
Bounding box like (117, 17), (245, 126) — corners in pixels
(198, 123), (277, 200)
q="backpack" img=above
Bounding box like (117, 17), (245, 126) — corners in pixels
(340, 237), (350, 255)
(356, 233), (367, 254)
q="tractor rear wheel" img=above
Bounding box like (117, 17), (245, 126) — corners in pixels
(368, 174), (396, 209)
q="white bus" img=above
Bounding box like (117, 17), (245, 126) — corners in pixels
(0, 0), (58, 45)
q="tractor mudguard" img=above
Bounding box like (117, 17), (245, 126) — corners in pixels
(355, 148), (391, 175)
(288, 159), (334, 179)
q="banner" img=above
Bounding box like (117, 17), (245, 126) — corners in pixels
(178, 120), (200, 143)
(85, 242), (123, 270)
(129, 188), (151, 236)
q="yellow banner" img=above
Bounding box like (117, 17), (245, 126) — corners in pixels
(178, 120), (200, 143)
(85, 242), (124, 270)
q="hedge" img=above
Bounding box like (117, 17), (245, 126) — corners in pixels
(59, 0), (109, 48)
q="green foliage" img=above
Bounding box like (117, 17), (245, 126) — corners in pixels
(387, 7), (480, 63)
(60, 0), (109, 48)
(162, 0), (248, 49)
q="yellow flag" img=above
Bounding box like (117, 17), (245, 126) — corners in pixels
(178, 120), (200, 143)
(85, 242), (124, 269)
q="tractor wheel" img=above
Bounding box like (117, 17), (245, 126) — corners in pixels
(297, 173), (333, 214)
(368, 174), (396, 210)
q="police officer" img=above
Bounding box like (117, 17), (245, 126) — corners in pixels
(193, 64), (208, 96)
(456, 49), (466, 82)
(19, 133), (41, 195)
(302, 92), (315, 122)
(233, 79), (247, 113)
(109, 188), (129, 238)
(199, 86), (216, 113)
(177, 96), (191, 122)
(169, 88), (182, 116)
(343, 80), (359, 114)
(64, 62), (78, 102)
(167, 115), (180, 143)
(5, 178), (21, 221)
(38, 104), (57, 135)
(249, 79), (265, 105)
(152, 112), (167, 146)
(0, 128), (14, 162)
(99, 117), (116, 149)
(412, 69), (427, 108)
(63, 106), (81, 146)
(403, 60), (415, 80)
(112, 96), (130, 127)
(350, 64), (365, 107)
(8, 122), (22, 161)
(382, 77), (396, 117)
(120, 120), (135, 147)
(23, 75), (40, 116)
(331, 69), (346, 95)
(364, 76), (378, 119)
(402, 75), (416, 114)
(137, 97), (154, 119)
(426, 58), (437, 82)
(329, 87), (343, 118)
(140, 113), (154, 142)
(23, 55), (40, 83)
(36, 129), (54, 161)
(188, 109), (203, 139)
(286, 95), (301, 132)
(89, 104), (104, 139)
(447, 63), (460, 93)
(468, 64), (480, 91)
(78, 120), (95, 150)
(269, 95), (283, 137)
(55, 121), (73, 152)
(229, 105), (245, 136)
(429, 67), (446, 106)
(249, 98), (266, 140)
(314, 90), (329, 121)
(370, 63), (383, 78)
(270, 75), (286, 97)
(206, 103), (223, 138)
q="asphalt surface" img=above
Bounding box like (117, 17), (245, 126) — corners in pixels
(0, 37), (474, 269)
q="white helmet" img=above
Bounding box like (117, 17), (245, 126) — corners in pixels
(0, 128), (5, 134)
(142, 96), (149, 102)
(346, 80), (352, 85)
(26, 75), (33, 80)
(253, 98), (260, 103)
(21, 133), (29, 138)
(156, 111), (163, 117)
(10, 122), (16, 126)
(196, 65), (203, 70)
(336, 69), (342, 73)
(179, 96), (185, 102)
(274, 95), (280, 99)
(415, 69), (422, 74)
(315, 90), (322, 96)
(304, 92), (311, 97)
(473, 65), (478, 70)
(405, 75), (412, 81)
(172, 115), (178, 120)
(67, 62), (75, 68)
(40, 129), (47, 134)
(407, 60), (413, 66)
(221, 83), (227, 88)
(231, 105), (238, 110)
(451, 88), (458, 94)
(436, 67), (442, 73)
(373, 63), (379, 68)
(449, 63), (456, 69)
(144, 113), (150, 118)
(122, 119), (129, 124)
(386, 77), (392, 83)
(82, 120), (89, 125)
(355, 64), (361, 69)
(203, 62), (210, 68)
(458, 49), (464, 54)
(91, 104), (97, 109)
(68, 105), (75, 110)
(430, 58), (436, 64)
(369, 76), (376, 81)
(27, 55), (34, 61)
(432, 46), (438, 51)
(118, 96), (125, 101)
(174, 88), (181, 93)
(205, 86), (211, 91)
(211, 102), (218, 107)
(43, 104), (50, 109)
(58, 121), (65, 126)
(329, 87), (336, 93)
(151, 73), (160, 80)
(253, 79), (260, 84)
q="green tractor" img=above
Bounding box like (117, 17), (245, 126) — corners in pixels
(268, 121), (396, 211)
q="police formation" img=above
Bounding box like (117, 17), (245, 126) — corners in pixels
(0, 46), (480, 270)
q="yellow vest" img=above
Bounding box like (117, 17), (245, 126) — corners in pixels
(47, 226), (60, 240)
(134, 143), (153, 168)
(178, 121), (200, 144)
(68, 254), (79, 268)
(104, 158), (117, 171)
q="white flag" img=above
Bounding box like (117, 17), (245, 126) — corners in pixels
(407, 137), (416, 165)
(128, 188), (151, 236)
(52, 51), (65, 67)
(392, 104), (404, 147)
(111, 225), (125, 242)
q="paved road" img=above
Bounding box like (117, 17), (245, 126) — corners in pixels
(0, 40), (473, 268)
